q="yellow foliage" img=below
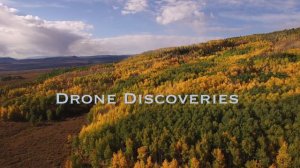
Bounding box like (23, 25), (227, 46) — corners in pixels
(111, 150), (128, 168)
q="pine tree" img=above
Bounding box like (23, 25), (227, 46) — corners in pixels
(56, 105), (63, 119)
(104, 145), (112, 160)
(46, 109), (53, 121)
(245, 160), (262, 168)
(125, 138), (134, 159)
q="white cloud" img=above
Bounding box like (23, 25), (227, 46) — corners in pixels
(0, 3), (94, 57)
(0, 2), (17, 12)
(122, 0), (148, 15)
(156, 0), (204, 25)
(0, 3), (203, 58)
(121, 0), (206, 32)
(70, 35), (202, 55)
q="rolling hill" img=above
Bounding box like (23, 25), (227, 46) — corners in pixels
(1, 28), (300, 167)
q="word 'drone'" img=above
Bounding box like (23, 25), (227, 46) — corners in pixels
(56, 93), (239, 105)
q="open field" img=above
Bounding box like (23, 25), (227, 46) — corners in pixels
(0, 69), (51, 87)
(0, 115), (87, 168)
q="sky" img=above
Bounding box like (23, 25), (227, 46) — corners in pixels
(0, 0), (300, 58)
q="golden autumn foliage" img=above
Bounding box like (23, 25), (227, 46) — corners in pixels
(111, 150), (128, 168)
(1, 28), (300, 168)
(276, 142), (292, 168)
(212, 148), (226, 168)
(190, 157), (200, 168)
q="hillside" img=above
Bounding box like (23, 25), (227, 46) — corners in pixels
(1, 28), (300, 167)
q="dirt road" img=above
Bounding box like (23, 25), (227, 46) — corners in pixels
(0, 115), (86, 168)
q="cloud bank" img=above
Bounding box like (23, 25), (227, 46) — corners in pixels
(0, 3), (201, 58)
(1, 0), (299, 58)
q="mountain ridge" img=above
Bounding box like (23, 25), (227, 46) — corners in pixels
(0, 55), (129, 71)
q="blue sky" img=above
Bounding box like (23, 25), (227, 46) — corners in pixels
(0, 0), (300, 58)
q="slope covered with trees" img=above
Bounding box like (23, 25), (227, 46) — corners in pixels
(1, 28), (300, 167)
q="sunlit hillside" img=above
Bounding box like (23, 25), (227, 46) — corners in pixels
(1, 28), (300, 167)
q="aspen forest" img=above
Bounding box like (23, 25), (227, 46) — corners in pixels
(1, 28), (300, 168)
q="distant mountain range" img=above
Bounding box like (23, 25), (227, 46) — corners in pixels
(0, 55), (129, 71)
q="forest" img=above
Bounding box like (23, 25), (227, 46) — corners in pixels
(0, 28), (300, 168)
